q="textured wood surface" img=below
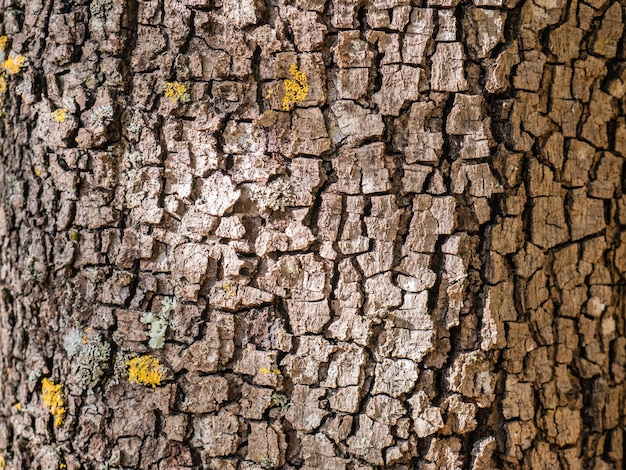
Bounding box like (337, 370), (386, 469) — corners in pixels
(0, 0), (624, 468)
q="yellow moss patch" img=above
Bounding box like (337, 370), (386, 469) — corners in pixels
(164, 81), (190, 104)
(127, 355), (164, 388)
(2, 53), (26, 75)
(0, 36), (7, 51)
(282, 63), (308, 111)
(52, 108), (68, 123)
(41, 378), (66, 426)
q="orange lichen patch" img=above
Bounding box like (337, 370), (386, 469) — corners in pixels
(2, 52), (26, 75)
(164, 81), (190, 104)
(127, 355), (164, 388)
(41, 378), (66, 426)
(282, 63), (308, 111)
(0, 36), (7, 51)
(52, 108), (68, 123)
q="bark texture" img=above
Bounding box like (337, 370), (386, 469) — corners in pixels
(0, 0), (625, 468)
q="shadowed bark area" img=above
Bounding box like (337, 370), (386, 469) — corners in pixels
(0, 0), (624, 468)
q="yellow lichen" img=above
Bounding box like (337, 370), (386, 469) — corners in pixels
(259, 365), (281, 375)
(41, 378), (66, 426)
(14, 403), (21, 412)
(223, 281), (236, 298)
(2, 52), (26, 75)
(127, 355), (164, 388)
(282, 63), (308, 111)
(164, 81), (190, 104)
(0, 36), (7, 51)
(0, 74), (6, 94)
(52, 108), (68, 123)
(0, 455), (5, 469)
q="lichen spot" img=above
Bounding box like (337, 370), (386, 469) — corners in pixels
(2, 53), (26, 75)
(223, 281), (236, 298)
(259, 365), (281, 375)
(52, 108), (68, 123)
(0, 36), (7, 51)
(164, 81), (190, 104)
(41, 378), (66, 426)
(127, 355), (164, 388)
(282, 63), (308, 111)
(0, 74), (6, 94)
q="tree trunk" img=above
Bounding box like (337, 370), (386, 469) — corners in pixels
(0, 0), (624, 468)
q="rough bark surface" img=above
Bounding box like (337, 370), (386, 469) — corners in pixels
(0, 0), (625, 469)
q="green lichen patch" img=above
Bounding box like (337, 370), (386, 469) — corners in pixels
(72, 334), (111, 390)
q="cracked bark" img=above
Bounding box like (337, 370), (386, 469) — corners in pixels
(0, 0), (625, 469)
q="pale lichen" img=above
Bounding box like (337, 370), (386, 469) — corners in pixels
(259, 455), (278, 469)
(127, 355), (164, 388)
(41, 378), (66, 426)
(164, 81), (190, 104)
(126, 111), (143, 137)
(28, 368), (42, 383)
(72, 334), (111, 390)
(90, 0), (113, 18)
(141, 297), (175, 349)
(282, 63), (308, 111)
(250, 178), (292, 213)
(88, 104), (114, 126)
(63, 328), (84, 357)
(270, 392), (290, 410)
(109, 351), (132, 387)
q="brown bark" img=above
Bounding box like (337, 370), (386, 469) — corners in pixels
(0, 0), (624, 468)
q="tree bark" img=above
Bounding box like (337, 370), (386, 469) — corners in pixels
(0, 0), (625, 468)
